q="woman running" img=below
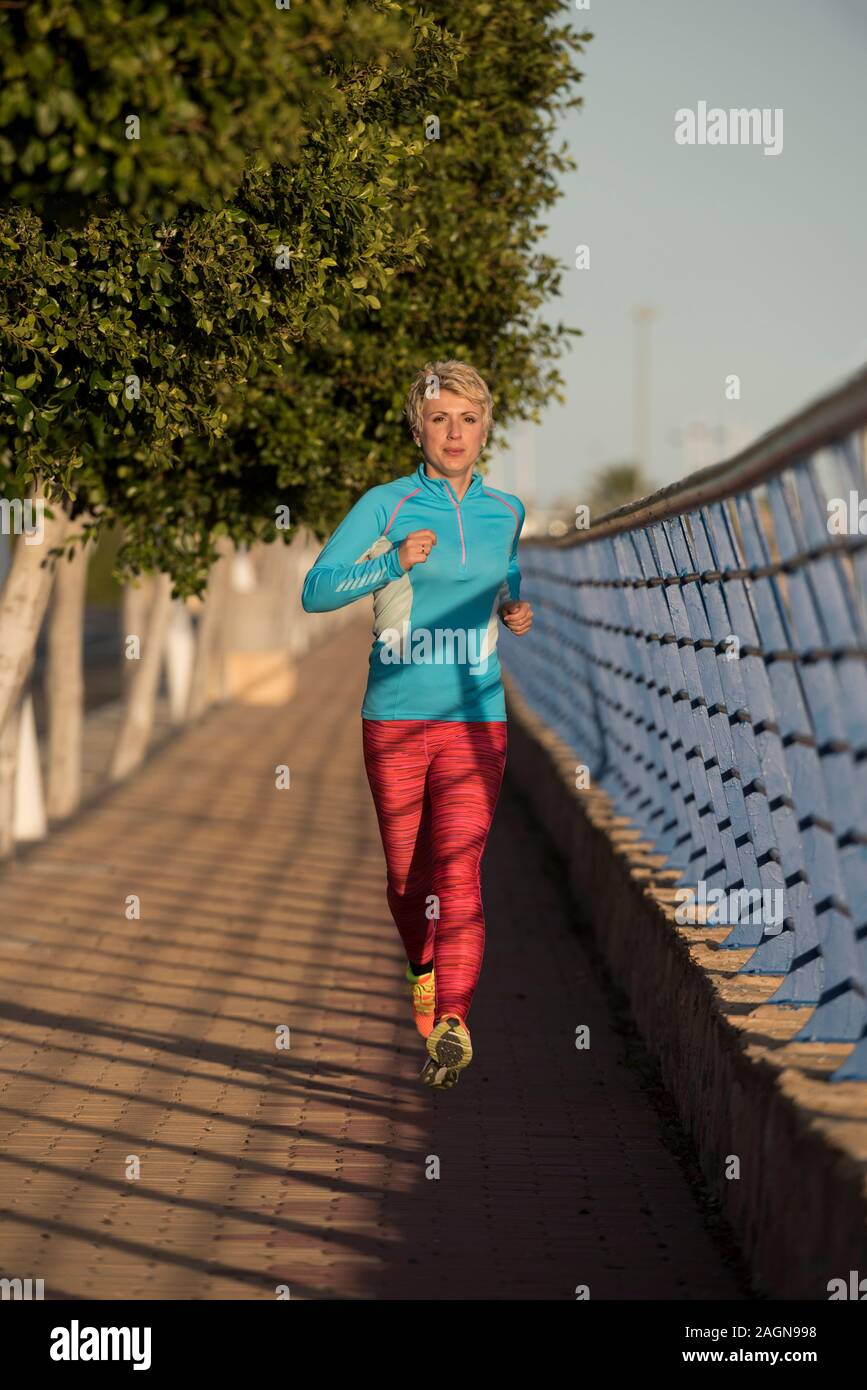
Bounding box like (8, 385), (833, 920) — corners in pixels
(301, 360), (533, 1089)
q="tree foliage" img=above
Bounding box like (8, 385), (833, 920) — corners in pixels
(0, 1), (591, 598)
(0, 0), (421, 221)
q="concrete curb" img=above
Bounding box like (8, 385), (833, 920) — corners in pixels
(502, 671), (867, 1300)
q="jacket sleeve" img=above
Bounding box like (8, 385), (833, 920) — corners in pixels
(498, 500), (526, 609)
(301, 488), (406, 613)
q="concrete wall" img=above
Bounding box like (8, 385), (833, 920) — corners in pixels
(502, 671), (867, 1300)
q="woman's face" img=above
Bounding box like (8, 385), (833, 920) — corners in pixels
(415, 389), (488, 476)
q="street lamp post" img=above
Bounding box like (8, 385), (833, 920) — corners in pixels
(632, 304), (657, 473)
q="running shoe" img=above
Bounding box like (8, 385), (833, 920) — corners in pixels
(405, 963), (436, 1038)
(420, 1013), (472, 1089)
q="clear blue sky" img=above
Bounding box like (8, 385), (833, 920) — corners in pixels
(486, 0), (867, 509)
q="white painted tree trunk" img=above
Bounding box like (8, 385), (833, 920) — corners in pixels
(46, 512), (95, 822)
(122, 578), (153, 699)
(231, 544), (258, 595)
(186, 537), (233, 720)
(0, 694), (21, 860)
(0, 481), (70, 855)
(108, 570), (174, 782)
(0, 479), (71, 730)
(14, 693), (46, 841)
(164, 599), (196, 725)
(286, 533), (314, 658)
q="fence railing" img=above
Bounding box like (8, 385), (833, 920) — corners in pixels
(501, 364), (867, 1081)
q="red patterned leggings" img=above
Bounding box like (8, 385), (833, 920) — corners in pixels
(362, 718), (508, 1022)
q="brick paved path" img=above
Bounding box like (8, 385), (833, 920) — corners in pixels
(0, 620), (744, 1299)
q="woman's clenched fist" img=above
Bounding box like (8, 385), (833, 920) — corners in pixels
(499, 599), (533, 635)
(397, 529), (438, 571)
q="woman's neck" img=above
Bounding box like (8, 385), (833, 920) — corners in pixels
(422, 458), (475, 501)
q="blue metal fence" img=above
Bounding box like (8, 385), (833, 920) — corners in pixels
(501, 367), (867, 1081)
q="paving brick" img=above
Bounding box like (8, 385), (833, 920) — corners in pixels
(0, 618), (745, 1299)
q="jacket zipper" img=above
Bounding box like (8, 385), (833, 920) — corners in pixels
(443, 480), (467, 567)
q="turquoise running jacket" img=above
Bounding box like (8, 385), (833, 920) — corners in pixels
(301, 460), (526, 721)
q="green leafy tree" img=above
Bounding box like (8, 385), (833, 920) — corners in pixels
(0, 0), (460, 735)
(0, 0), (416, 223)
(157, 0), (592, 571)
(0, 0), (458, 507)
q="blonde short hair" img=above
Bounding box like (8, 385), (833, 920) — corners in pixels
(403, 360), (494, 441)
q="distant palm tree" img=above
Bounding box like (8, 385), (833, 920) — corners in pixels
(545, 460), (656, 535)
(587, 461), (654, 520)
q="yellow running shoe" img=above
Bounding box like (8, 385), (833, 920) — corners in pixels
(420, 1013), (472, 1088)
(405, 963), (436, 1038)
